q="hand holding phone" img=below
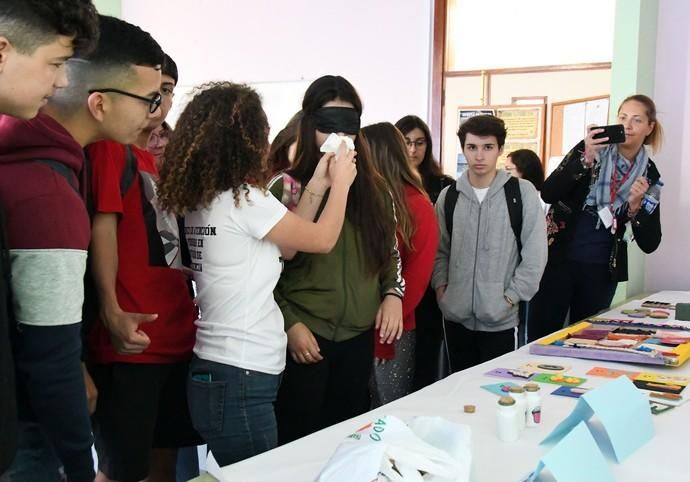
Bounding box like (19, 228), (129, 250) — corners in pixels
(583, 124), (620, 166)
(591, 124), (626, 144)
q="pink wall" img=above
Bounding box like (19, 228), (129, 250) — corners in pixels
(646, 0), (690, 291)
(121, 0), (433, 130)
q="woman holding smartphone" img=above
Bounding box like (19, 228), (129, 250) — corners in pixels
(269, 75), (404, 444)
(527, 94), (663, 342)
(156, 82), (356, 465)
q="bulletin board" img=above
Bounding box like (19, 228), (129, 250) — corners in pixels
(549, 95), (609, 158)
(455, 104), (546, 176)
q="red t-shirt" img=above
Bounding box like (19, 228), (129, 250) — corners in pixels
(87, 140), (196, 364)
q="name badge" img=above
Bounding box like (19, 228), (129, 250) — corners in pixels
(598, 207), (614, 229)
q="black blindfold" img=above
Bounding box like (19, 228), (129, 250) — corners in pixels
(311, 107), (361, 135)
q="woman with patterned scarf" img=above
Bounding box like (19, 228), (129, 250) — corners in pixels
(527, 94), (663, 342)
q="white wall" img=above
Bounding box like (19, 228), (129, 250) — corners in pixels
(121, 0), (433, 137)
(646, 0), (690, 291)
(447, 0), (615, 70)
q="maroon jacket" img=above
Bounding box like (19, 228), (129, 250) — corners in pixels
(0, 113), (90, 327)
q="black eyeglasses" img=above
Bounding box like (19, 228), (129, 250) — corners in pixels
(405, 139), (427, 148)
(88, 88), (162, 114)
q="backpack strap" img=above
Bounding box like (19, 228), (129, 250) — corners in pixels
(120, 145), (137, 195)
(443, 184), (459, 238)
(36, 160), (79, 193)
(504, 176), (523, 259)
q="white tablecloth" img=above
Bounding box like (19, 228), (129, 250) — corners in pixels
(209, 291), (690, 481)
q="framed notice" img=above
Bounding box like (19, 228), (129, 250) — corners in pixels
(496, 105), (545, 169)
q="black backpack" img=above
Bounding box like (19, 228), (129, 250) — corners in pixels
(443, 176), (523, 257)
(37, 146), (138, 331)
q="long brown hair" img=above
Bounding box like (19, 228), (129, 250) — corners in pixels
(157, 82), (270, 214)
(619, 94), (664, 153)
(268, 110), (302, 175)
(289, 75), (395, 276)
(395, 115), (444, 183)
(362, 122), (427, 251)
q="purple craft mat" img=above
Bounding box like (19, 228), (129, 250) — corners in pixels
(529, 344), (666, 365)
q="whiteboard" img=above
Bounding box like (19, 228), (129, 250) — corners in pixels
(166, 79), (312, 141)
(554, 96), (610, 156)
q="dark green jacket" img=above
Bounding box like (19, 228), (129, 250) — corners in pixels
(269, 175), (404, 342)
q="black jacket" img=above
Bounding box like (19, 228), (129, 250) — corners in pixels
(542, 140), (662, 281)
(0, 200), (17, 474)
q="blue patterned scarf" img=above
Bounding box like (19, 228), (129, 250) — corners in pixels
(585, 144), (649, 216)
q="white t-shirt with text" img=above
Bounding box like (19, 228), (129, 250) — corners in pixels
(185, 185), (288, 375)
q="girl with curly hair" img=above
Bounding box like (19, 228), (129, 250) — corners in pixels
(269, 75), (405, 444)
(157, 81), (357, 465)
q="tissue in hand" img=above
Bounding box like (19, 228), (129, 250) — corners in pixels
(320, 133), (355, 153)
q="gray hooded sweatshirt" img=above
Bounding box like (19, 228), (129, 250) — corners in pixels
(432, 170), (547, 332)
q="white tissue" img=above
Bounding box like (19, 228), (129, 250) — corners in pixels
(319, 133), (355, 153)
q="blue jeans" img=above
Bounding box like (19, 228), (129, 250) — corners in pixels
(7, 422), (62, 482)
(175, 446), (200, 482)
(187, 356), (281, 467)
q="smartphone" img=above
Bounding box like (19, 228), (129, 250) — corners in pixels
(591, 124), (626, 144)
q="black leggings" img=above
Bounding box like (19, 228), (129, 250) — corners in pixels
(275, 329), (373, 445)
(444, 321), (517, 373)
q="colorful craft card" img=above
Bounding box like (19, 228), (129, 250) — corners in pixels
(641, 300), (675, 310)
(530, 421), (615, 482)
(484, 368), (534, 381)
(635, 372), (690, 386)
(586, 366), (639, 380)
(551, 386), (590, 398)
(633, 379), (684, 395)
(633, 372), (689, 395)
(480, 381), (519, 396)
(518, 361), (570, 374)
(542, 376), (654, 463)
(531, 373), (586, 386)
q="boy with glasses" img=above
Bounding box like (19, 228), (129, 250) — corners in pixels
(86, 44), (200, 482)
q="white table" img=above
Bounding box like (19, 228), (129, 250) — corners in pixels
(205, 291), (690, 481)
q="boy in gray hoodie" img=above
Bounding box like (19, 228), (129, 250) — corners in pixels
(432, 115), (547, 372)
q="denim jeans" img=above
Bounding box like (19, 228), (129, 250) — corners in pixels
(187, 356), (281, 467)
(175, 446), (200, 482)
(6, 422), (62, 482)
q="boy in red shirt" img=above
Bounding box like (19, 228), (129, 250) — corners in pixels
(87, 53), (198, 482)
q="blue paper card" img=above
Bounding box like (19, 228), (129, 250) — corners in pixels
(551, 386), (590, 398)
(530, 421), (615, 482)
(542, 376), (653, 462)
(480, 381), (519, 396)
